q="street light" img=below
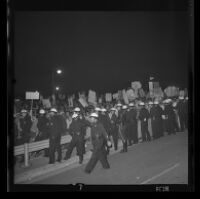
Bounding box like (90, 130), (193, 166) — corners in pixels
(55, 86), (60, 91)
(52, 68), (62, 94)
(56, 69), (62, 74)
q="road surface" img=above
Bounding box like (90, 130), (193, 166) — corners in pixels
(27, 131), (188, 184)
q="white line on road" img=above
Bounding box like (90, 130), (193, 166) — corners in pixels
(140, 163), (180, 184)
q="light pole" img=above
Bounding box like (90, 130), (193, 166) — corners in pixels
(52, 68), (62, 94)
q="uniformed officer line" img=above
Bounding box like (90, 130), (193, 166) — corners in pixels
(140, 163), (180, 184)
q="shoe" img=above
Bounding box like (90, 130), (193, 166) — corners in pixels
(120, 150), (125, 153)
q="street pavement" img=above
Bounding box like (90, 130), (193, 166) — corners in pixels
(25, 131), (188, 185)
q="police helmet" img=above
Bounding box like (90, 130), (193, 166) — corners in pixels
(89, 112), (99, 118)
(129, 103), (134, 107)
(50, 108), (57, 113)
(148, 101), (153, 105)
(21, 109), (27, 113)
(95, 107), (101, 112)
(74, 107), (81, 112)
(39, 109), (45, 114)
(122, 105), (128, 109)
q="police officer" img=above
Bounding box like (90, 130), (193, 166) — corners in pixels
(176, 96), (186, 132)
(172, 100), (180, 132)
(47, 108), (62, 164)
(36, 109), (49, 141)
(64, 113), (89, 164)
(19, 109), (32, 144)
(74, 107), (89, 155)
(138, 102), (151, 142)
(127, 103), (138, 145)
(99, 108), (112, 138)
(36, 109), (50, 157)
(150, 101), (164, 139)
(120, 105), (129, 153)
(163, 99), (176, 135)
(109, 108), (119, 150)
(85, 113), (110, 173)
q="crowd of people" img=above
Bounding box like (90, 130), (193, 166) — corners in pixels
(14, 93), (188, 173)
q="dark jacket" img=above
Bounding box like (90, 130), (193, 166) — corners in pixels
(99, 114), (112, 135)
(19, 114), (32, 143)
(91, 121), (108, 151)
(139, 107), (150, 122)
(47, 116), (61, 139)
(150, 106), (163, 120)
(68, 118), (89, 138)
(37, 115), (49, 139)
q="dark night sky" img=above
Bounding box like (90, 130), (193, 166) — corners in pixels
(14, 11), (190, 97)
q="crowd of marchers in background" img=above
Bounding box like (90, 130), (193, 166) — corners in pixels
(13, 93), (188, 167)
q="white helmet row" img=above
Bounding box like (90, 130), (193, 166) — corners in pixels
(74, 107), (81, 112)
(95, 107), (101, 111)
(50, 108), (57, 113)
(122, 105), (128, 109)
(90, 112), (98, 118)
(39, 109), (45, 114)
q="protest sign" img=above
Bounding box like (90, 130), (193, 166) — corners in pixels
(88, 90), (97, 104)
(131, 81), (142, 90)
(42, 98), (51, 108)
(79, 98), (88, 107)
(122, 89), (129, 104)
(138, 88), (145, 98)
(126, 89), (136, 100)
(164, 86), (179, 97)
(105, 93), (112, 102)
(25, 91), (40, 100)
(112, 93), (119, 100)
(179, 90), (185, 97)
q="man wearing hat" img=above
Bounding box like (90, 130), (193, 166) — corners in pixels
(19, 109), (32, 144)
(47, 108), (62, 164)
(138, 102), (151, 142)
(64, 112), (90, 164)
(163, 99), (176, 135)
(36, 109), (49, 141)
(127, 102), (138, 145)
(109, 108), (119, 151)
(150, 101), (164, 139)
(176, 96), (187, 132)
(119, 105), (129, 153)
(85, 112), (110, 173)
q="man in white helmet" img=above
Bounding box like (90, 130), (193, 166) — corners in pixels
(119, 105), (129, 153)
(85, 112), (110, 173)
(47, 108), (62, 164)
(19, 109), (32, 144)
(176, 96), (187, 132)
(36, 109), (49, 141)
(138, 102), (151, 142)
(109, 107), (119, 151)
(150, 101), (164, 139)
(64, 112), (90, 164)
(127, 102), (138, 145)
(163, 99), (176, 135)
